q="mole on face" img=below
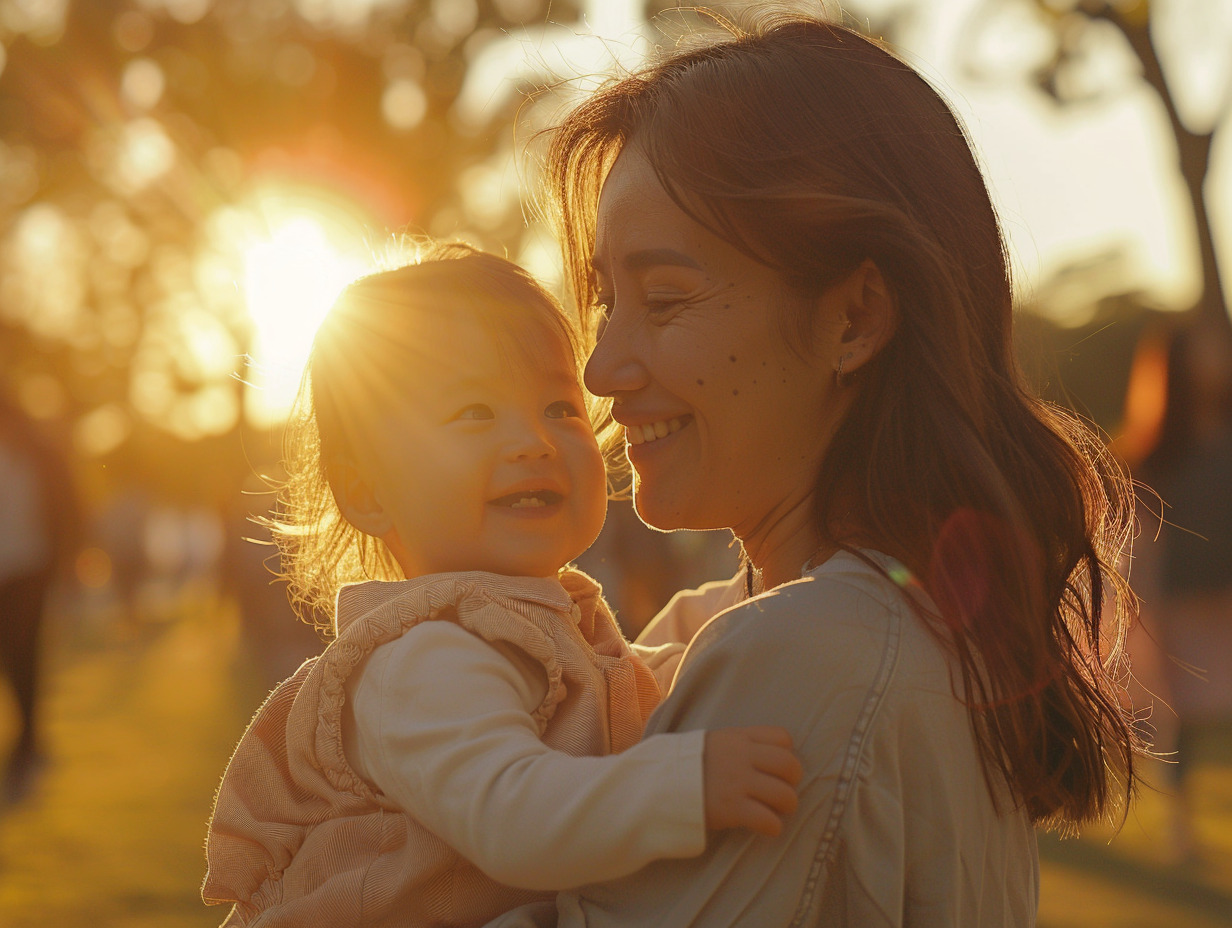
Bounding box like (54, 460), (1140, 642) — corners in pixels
(732, 389), (740, 396)
(696, 378), (705, 386)
(729, 355), (737, 363)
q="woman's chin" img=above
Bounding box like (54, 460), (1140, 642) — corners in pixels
(631, 486), (714, 533)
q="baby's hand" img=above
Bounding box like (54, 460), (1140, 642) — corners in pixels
(703, 726), (803, 837)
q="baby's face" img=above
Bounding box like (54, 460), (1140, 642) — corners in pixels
(356, 308), (607, 580)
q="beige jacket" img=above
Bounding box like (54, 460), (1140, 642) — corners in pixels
(203, 569), (666, 928)
(487, 551), (1039, 928)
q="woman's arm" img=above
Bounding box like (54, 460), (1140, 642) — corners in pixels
(635, 572), (745, 649)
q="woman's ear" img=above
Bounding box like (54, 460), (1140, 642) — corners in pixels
(327, 453), (394, 540)
(826, 259), (898, 378)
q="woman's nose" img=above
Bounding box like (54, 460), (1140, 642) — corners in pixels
(583, 311), (645, 398)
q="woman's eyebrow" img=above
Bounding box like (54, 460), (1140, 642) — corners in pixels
(591, 249), (703, 273)
(624, 248), (703, 271)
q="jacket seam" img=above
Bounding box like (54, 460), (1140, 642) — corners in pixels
(789, 595), (904, 927)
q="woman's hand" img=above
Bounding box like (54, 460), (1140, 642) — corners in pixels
(702, 727), (803, 837)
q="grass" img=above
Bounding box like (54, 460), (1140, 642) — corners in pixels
(0, 586), (1229, 926)
(0, 585), (257, 928)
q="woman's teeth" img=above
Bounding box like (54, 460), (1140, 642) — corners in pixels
(625, 417), (685, 445)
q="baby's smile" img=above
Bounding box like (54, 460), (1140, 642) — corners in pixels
(489, 489), (565, 509)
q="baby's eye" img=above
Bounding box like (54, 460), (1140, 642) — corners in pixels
(545, 400), (582, 419)
(454, 404), (494, 421)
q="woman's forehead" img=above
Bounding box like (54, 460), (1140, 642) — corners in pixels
(594, 148), (691, 268)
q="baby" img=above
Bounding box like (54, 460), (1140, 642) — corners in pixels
(203, 244), (800, 928)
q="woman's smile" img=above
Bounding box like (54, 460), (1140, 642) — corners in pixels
(622, 415), (690, 446)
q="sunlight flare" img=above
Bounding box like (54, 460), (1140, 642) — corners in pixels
(231, 189), (375, 428)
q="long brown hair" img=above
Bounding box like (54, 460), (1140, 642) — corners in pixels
(544, 12), (1142, 831)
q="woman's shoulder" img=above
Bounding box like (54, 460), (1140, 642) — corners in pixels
(680, 550), (955, 700)
(700, 552), (911, 646)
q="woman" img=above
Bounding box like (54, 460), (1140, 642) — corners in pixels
(490, 12), (1141, 927)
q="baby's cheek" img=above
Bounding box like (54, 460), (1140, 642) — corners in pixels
(575, 440), (609, 534)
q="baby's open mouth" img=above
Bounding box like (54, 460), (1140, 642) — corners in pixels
(489, 489), (564, 509)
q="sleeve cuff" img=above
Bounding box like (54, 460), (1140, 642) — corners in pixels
(642, 728), (708, 859)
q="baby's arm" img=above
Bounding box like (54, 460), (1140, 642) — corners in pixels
(348, 622), (799, 891)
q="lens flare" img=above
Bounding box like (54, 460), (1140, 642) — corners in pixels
(231, 189), (375, 428)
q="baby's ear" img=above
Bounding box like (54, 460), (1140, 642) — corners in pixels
(327, 452), (394, 539)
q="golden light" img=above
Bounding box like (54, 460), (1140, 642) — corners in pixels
(230, 187), (376, 429)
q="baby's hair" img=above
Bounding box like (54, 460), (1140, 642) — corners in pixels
(271, 240), (583, 635)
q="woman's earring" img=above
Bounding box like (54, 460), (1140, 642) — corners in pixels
(835, 352), (854, 387)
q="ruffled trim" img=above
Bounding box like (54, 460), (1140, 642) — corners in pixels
(314, 572), (583, 796)
(217, 874), (282, 927)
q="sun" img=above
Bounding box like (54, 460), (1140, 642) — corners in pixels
(229, 187), (377, 428)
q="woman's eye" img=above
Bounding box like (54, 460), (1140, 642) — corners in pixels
(454, 404), (494, 421)
(645, 298), (680, 314)
(545, 400), (581, 419)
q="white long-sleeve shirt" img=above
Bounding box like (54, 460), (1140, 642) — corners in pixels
(342, 619), (706, 891)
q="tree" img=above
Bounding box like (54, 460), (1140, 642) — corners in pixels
(966, 0), (1231, 337)
(0, 0), (582, 503)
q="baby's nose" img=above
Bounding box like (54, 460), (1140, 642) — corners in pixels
(506, 425), (555, 460)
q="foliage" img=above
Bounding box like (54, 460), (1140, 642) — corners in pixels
(0, 0), (580, 502)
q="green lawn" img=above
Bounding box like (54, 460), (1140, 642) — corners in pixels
(0, 589), (1229, 927)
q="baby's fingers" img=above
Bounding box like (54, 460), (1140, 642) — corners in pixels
(748, 771), (800, 818)
(738, 725), (794, 749)
(733, 796), (787, 838)
(752, 742), (805, 786)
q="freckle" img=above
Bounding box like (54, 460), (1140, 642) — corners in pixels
(696, 378), (705, 386)
(729, 355), (737, 362)
(723, 304), (730, 309)
(752, 379), (757, 385)
(732, 389), (739, 396)
(762, 361), (767, 367)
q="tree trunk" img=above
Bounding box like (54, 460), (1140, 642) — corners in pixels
(1096, 3), (1231, 336)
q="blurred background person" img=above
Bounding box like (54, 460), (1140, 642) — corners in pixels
(1122, 313), (1232, 861)
(0, 391), (79, 804)
(219, 471), (323, 690)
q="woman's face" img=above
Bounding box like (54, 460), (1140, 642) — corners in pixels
(586, 146), (847, 536)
